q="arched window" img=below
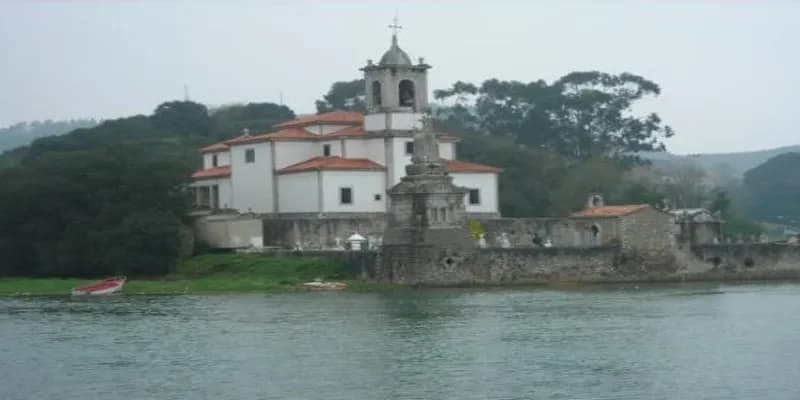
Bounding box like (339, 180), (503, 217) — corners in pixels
(399, 80), (415, 108)
(371, 81), (382, 107)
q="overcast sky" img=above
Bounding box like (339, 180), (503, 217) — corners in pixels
(1, 1), (798, 154)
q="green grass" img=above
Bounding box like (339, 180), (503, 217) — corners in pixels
(0, 253), (391, 296)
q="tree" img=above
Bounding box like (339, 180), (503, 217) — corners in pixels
(548, 158), (626, 215)
(662, 161), (709, 208)
(709, 191), (732, 216)
(211, 102), (295, 138)
(151, 101), (212, 136)
(315, 79), (366, 113)
(435, 72), (674, 160)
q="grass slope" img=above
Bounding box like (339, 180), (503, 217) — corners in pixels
(0, 253), (376, 296)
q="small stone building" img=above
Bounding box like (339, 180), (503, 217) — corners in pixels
(569, 196), (677, 264)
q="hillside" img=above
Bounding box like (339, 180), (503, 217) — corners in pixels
(0, 119), (98, 153)
(642, 144), (800, 177)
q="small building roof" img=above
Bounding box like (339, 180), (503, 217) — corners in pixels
(323, 125), (368, 139)
(444, 159), (502, 173)
(223, 128), (317, 145)
(570, 204), (651, 219)
(191, 165), (231, 180)
(277, 156), (386, 174)
(274, 111), (363, 129)
(198, 142), (230, 153)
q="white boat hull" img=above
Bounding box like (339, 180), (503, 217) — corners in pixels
(71, 277), (126, 296)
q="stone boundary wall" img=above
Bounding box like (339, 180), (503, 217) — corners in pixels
(246, 244), (800, 286)
(686, 244), (800, 280)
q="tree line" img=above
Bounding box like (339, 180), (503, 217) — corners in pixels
(0, 101), (293, 278)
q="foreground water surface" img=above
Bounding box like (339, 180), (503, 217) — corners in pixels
(2, 283), (800, 400)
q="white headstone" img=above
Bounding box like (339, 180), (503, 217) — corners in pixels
(478, 233), (487, 248)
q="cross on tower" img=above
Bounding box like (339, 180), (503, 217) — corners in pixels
(388, 16), (402, 36)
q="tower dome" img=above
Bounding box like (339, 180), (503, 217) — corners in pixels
(379, 35), (413, 66)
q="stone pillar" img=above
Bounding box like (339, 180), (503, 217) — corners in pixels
(380, 120), (477, 285)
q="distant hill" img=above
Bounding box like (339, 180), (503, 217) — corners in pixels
(0, 119), (98, 153)
(641, 144), (800, 177)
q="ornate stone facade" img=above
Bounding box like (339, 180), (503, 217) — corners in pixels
(379, 120), (476, 284)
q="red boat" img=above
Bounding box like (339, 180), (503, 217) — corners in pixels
(71, 276), (126, 296)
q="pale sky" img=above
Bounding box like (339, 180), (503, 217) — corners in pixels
(1, 0), (798, 154)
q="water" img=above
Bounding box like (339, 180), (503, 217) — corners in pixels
(2, 283), (800, 400)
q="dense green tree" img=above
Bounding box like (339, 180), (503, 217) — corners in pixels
(0, 142), (192, 277)
(151, 101), (212, 136)
(547, 158), (625, 216)
(315, 79), (366, 113)
(709, 191), (732, 216)
(210, 102), (295, 138)
(435, 72), (674, 159)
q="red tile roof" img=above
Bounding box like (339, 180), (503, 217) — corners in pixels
(274, 111), (364, 129)
(191, 166), (231, 180)
(198, 142), (229, 153)
(323, 125), (368, 139)
(570, 204), (650, 218)
(444, 159), (502, 173)
(224, 128), (316, 145)
(277, 156), (385, 174)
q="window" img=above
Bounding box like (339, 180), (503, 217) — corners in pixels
(374, 194), (382, 201)
(340, 187), (353, 204)
(372, 81), (382, 107)
(245, 148), (255, 163)
(405, 141), (414, 155)
(323, 144), (331, 157)
(211, 154), (218, 167)
(468, 189), (481, 205)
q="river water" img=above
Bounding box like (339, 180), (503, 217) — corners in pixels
(2, 283), (800, 399)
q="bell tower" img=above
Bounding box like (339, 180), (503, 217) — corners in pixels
(361, 18), (430, 132)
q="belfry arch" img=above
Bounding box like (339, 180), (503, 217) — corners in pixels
(372, 81), (382, 107)
(399, 80), (415, 108)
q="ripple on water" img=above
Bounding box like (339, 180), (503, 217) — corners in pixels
(1, 284), (800, 399)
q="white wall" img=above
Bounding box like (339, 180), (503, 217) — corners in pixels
(364, 112), (423, 131)
(451, 173), (499, 214)
(203, 151), (231, 169)
(438, 142), (455, 160)
(319, 139), (343, 157)
(277, 172), (319, 213)
(230, 142), (273, 213)
(391, 137), (414, 185)
(343, 137), (385, 163)
(321, 171), (386, 213)
(367, 138), (387, 165)
(303, 124), (350, 135)
(274, 141), (318, 168)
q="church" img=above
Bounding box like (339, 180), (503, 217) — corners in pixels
(190, 30), (501, 219)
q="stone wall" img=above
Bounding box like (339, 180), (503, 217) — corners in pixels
(369, 243), (800, 286)
(687, 244), (800, 280)
(262, 213), (386, 250)
(476, 218), (580, 247)
(619, 208), (678, 271)
(194, 214), (264, 249)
